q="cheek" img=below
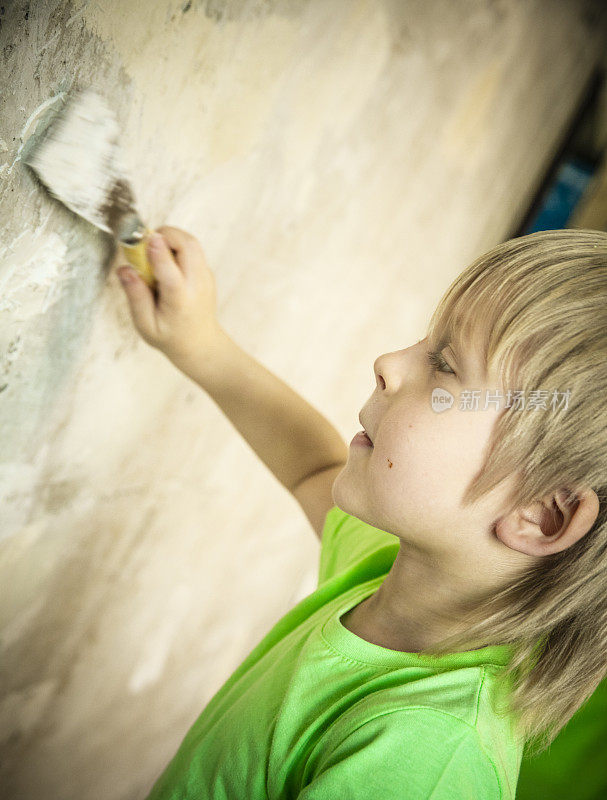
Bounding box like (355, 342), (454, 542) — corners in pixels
(370, 411), (486, 514)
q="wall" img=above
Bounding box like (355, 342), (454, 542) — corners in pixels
(1, 0), (606, 797)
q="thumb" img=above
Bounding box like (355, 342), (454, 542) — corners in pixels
(117, 267), (156, 336)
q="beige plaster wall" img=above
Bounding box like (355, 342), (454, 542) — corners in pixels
(1, 0), (606, 797)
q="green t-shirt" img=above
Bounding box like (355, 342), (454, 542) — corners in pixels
(145, 505), (524, 799)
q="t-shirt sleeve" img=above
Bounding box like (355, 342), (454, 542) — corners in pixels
(297, 708), (502, 800)
(318, 505), (399, 587)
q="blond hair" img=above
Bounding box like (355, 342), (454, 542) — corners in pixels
(421, 228), (607, 758)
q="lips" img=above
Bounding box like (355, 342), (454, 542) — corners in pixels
(358, 413), (374, 444)
(351, 431), (374, 448)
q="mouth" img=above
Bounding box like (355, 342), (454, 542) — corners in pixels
(351, 430), (374, 448)
(358, 413), (374, 445)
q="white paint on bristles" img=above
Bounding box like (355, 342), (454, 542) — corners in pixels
(25, 88), (131, 234)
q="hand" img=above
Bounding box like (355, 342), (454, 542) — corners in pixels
(116, 225), (222, 371)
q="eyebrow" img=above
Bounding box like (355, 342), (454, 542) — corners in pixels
(445, 341), (461, 368)
(447, 335), (488, 382)
(436, 336), (460, 367)
(439, 337), (468, 379)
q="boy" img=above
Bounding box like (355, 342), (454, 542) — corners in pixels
(116, 225), (605, 799)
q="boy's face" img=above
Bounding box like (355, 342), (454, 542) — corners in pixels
(333, 334), (519, 573)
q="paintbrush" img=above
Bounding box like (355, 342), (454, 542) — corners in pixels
(23, 87), (157, 289)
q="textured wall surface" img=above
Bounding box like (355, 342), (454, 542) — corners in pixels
(1, 1), (606, 798)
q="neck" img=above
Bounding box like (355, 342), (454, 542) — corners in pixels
(358, 545), (499, 653)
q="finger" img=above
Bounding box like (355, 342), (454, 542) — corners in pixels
(117, 267), (157, 336)
(155, 225), (197, 256)
(146, 233), (184, 291)
(155, 225), (201, 282)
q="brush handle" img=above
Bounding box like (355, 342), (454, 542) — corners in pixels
(119, 227), (157, 289)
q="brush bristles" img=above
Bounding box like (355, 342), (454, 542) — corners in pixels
(25, 88), (135, 235)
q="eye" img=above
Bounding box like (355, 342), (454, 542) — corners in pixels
(426, 349), (456, 376)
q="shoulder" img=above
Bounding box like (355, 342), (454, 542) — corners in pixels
(300, 707), (502, 799)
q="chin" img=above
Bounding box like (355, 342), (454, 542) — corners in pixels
(331, 472), (366, 521)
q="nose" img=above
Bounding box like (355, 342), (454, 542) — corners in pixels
(373, 355), (387, 390)
(373, 338), (427, 392)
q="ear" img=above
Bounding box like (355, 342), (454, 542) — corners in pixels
(494, 487), (600, 556)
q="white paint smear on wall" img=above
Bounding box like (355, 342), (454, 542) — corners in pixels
(0, 443), (53, 542)
(0, 678), (59, 747)
(0, 210), (73, 320)
(128, 583), (193, 694)
(4, 91), (68, 178)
